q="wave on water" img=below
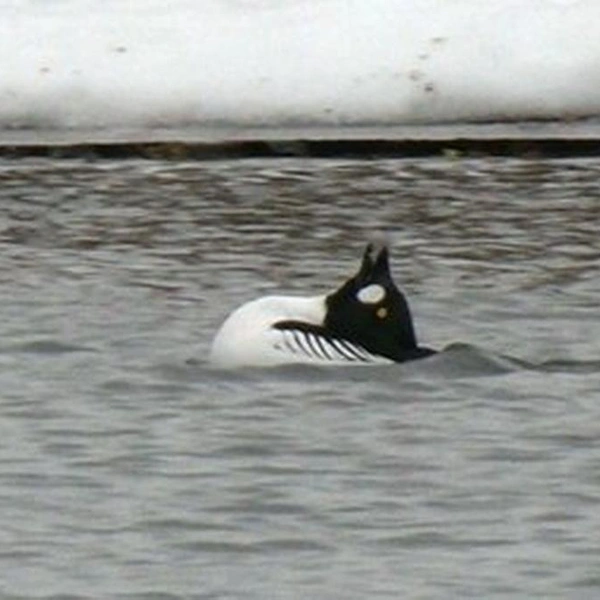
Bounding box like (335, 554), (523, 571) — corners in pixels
(2, 339), (98, 354)
(192, 343), (600, 383)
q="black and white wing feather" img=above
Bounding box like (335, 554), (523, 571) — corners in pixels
(272, 321), (389, 365)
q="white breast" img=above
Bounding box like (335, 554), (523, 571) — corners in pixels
(209, 295), (390, 368)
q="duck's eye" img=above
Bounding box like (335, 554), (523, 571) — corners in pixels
(357, 283), (386, 304)
(376, 306), (388, 319)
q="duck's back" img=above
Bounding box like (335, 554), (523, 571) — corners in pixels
(209, 295), (326, 368)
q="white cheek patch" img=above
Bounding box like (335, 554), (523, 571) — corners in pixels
(356, 283), (386, 305)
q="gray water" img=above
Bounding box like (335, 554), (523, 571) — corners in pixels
(1, 156), (600, 599)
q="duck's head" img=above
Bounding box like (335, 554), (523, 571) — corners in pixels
(324, 243), (433, 362)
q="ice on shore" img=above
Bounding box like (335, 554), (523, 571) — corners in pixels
(1, 0), (599, 131)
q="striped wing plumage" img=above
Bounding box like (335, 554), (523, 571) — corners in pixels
(271, 321), (388, 365)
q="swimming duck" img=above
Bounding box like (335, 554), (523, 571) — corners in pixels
(209, 243), (435, 368)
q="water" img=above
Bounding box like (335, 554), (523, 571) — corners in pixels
(1, 155), (600, 599)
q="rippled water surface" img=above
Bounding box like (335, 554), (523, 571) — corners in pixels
(1, 156), (600, 599)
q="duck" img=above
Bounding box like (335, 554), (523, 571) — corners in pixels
(209, 243), (435, 368)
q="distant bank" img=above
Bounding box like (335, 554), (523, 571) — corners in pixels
(1, 122), (599, 160)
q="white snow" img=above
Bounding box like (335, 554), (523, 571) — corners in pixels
(1, 0), (600, 132)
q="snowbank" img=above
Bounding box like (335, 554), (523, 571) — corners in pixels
(1, 0), (599, 131)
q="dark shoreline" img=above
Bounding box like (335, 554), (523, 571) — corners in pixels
(1, 122), (599, 159)
(1, 138), (600, 160)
